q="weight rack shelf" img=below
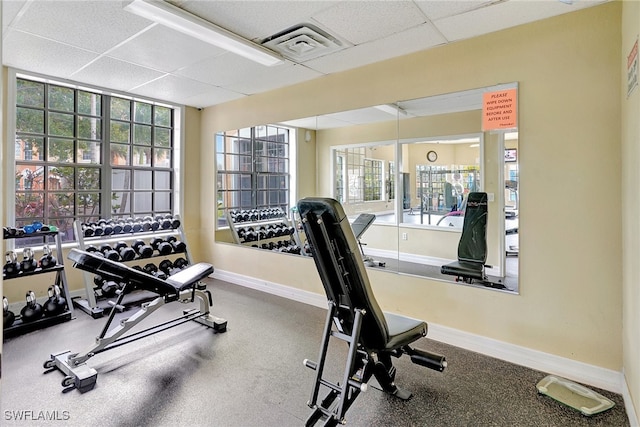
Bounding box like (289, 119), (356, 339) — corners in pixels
(72, 218), (193, 319)
(226, 208), (304, 255)
(3, 230), (75, 339)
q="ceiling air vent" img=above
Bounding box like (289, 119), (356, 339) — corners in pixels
(262, 23), (348, 62)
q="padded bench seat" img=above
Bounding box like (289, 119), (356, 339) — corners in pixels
(440, 260), (486, 281)
(68, 249), (212, 301)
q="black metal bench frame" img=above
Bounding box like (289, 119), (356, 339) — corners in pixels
(44, 249), (227, 393)
(298, 197), (446, 426)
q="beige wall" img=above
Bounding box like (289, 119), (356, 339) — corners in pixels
(201, 2), (623, 374)
(621, 0), (640, 419)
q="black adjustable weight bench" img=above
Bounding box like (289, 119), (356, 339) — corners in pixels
(44, 249), (227, 393)
(298, 197), (446, 426)
(440, 192), (504, 289)
(351, 213), (385, 267)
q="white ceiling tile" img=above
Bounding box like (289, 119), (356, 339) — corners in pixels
(3, 30), (99, 78)
(414, 1), (495, 22)
(131, 74), (226, 105)
(175, 52), (280, 87)
(304, 23), (445, 74)
(2, 0), (28, 33)
(435, 0), (608, 42)
(312, 0), (426, 45)
(176, 0), (341, 41)
(325, 106), (397, 126)
(224, 63), (323, 95)
(14, 0), (152, 53)
(71, 56), (165, 94)
(178, 87), (246, 109)
(108, 25), (226, 73)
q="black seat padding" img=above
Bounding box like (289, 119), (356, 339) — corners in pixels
(351, 213), (376, 240)
(440, 192), (488, 281)
(68, 249), (212, 301)
(298, 198), (427, 351)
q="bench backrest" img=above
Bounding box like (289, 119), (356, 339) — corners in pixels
(458, 192), (488, 264)
(297, 197), (389, 350)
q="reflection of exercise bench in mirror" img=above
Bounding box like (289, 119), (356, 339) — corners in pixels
(440, 192), (505, 289)
(44, 249), (227, 393)
(298, 197), (446, 426)
(351, 213), (385, 268)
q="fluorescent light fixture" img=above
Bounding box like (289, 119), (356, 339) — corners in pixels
(123, 0), (283, 66)
(374, 103), (409, 117)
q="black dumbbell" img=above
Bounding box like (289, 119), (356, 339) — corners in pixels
(171, 215), (181, 229)
(160, 218), (172, 230)
(112, 221), (124, 234)
(101, 280), (120, 298)
(21, 248), (38, 272)
(143, 263), (158, 276)
(44, 285), (66, 316)
(101, 220), (114, 236)
(93, 274), (105, 289)
(85, 245), (104, 257)
(114, 241), (136, 261)
(159, 259), (174, 275)
(132, 240), (153, 259)
(3, 297), (15, 328)
(4, 251), (21, 277)
(20, 291), (43, 322)
(158, 241), (173, 256)
(173, 257), (188, 270)
(166, 236), (186, 253)
(99, 244), (121, 261)
(39, 245), (57, 269)
(82, 223), (95, 237)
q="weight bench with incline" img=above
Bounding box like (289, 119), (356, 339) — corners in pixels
(298, 197), (446, 426)
(351, 213), (385, 268)
(44, 249), (227, 393)
(440, 192), (505, 289)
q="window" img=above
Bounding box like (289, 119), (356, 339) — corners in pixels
(13, 76), (177, 244)
(363, 159), (383, 201)
(334, 147), (384, 203)
(216, 125), (290, 227)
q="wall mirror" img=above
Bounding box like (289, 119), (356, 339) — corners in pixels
(214, 83), (519, 293)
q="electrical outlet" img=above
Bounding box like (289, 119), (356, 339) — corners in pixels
(402, 233), (408, 240)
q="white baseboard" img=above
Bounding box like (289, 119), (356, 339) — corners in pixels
(214, 269), (623, 395)
(622, 369), (639, 427)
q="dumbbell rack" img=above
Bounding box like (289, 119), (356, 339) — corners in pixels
(73, 219), (192, 319)
(226, 209), (303, 254)
(3, 230), (74, 338)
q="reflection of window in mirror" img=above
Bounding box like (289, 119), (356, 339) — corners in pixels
(215, 125), (293, 228)
(334, 146), (386, 204)
(401, 136), (481, 228)
(387, 161), (395, 201)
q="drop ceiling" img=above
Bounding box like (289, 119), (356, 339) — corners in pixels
(3, 0), (608, 110)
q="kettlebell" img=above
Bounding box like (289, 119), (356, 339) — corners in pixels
(20, 291), (43, 322)
(44, 285), (67, 316)
(4, 251), (21, 277)
(39, 245), (57, 269)
(3, 297), (15, 328)
(20, 248), (38, 272)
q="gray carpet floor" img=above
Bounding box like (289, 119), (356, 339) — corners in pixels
(1, 279), (629, 426)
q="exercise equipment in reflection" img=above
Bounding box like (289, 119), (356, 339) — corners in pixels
(440, 192), (505, 289)
(351, 213), (385, 268)
(298, 197), (446, 426)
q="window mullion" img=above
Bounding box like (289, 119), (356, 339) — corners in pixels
(103, 94), (112, 219)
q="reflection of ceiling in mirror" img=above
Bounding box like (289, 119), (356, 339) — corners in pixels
(279, 83), (517, 131)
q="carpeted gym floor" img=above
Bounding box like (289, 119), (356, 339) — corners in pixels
(1, 279), (630, 427)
